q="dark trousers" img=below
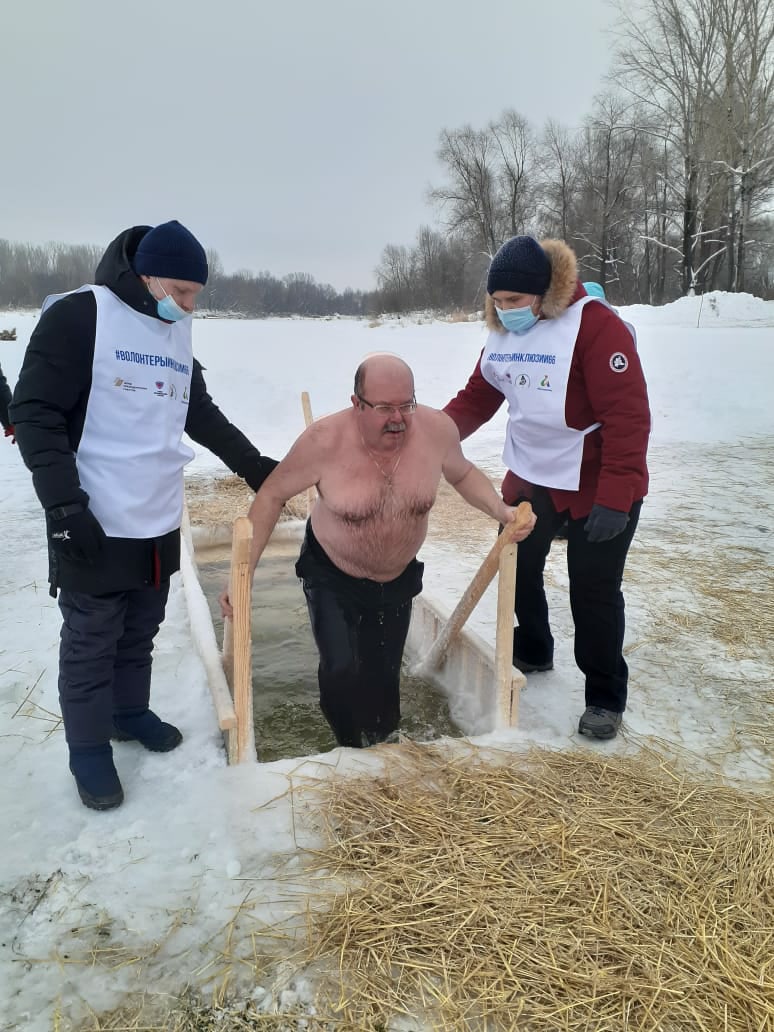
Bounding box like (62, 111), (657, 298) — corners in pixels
(295, 521), (423, 748)
(58, 583), (170, 748)
(303, 584), (413, 747)
(513, 490), (642, 713)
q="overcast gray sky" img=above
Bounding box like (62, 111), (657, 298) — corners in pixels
(3, 0), (616, 291)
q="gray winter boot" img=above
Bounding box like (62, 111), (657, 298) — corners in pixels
(578, 706), (622, 740)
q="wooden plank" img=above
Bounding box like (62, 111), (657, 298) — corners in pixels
(229, 516), (254, 763)
(509, 672), (522, 727)
(419, 502), (533, 672)
(301, 391), (317, 517)
(222, 617), (234, 688)
(301, 390), (314, 427)
(495, 541), (518, 728)
(226, 727), (238, 766)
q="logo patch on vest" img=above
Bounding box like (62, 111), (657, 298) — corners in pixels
(113, 376), (146, 392)
(610, 353), (628, 373)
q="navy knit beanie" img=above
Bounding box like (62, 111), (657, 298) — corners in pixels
(486, 236), (551, 296)
(132, 220), (209, 285)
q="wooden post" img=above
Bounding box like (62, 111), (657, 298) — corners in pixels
(301, 390), (314, 427)
(419, 502), (533, 672)
(301, 391), (316, 516)
(225, 516), (254, 762)
(494, 540), (518, 727)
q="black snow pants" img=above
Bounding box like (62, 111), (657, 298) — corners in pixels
(295, 522), (423, 747)
(513, 488), (642, 713)
(58, 583), (170, 748)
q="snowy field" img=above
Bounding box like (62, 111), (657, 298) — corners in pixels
(1, 294), (773, 1029)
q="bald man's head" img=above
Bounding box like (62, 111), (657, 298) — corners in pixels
(354, 353), (414, 400)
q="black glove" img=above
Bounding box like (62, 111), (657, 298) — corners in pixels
(244, 456), (279, 493)
(47, 503), (107, 564)
(584, 504), (629, 543)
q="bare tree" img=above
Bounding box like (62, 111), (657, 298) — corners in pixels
(375, 244), (416, 311)
(430, 125), (501, 255)
(414, 225), (443, 306)
(537, 120), (579, 242)
(572, 95), (641, 292)
(635, 127), (676, 302)
(489, 109), (536, 239)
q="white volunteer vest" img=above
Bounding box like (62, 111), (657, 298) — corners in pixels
(42, 285), (195, 538)
(480, 296), (600, 491)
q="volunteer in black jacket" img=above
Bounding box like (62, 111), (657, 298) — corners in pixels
(11, 220), (278, 811)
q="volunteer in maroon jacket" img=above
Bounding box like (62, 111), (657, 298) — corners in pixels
(444, 236), (650, 740)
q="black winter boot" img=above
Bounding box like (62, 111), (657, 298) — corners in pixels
(512, 655), (554, 674)
(112, 709), (182, 752)
(69, 745), (124, 810)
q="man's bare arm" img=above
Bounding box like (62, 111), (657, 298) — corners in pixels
(219, 423), (328, 615)
(438, 414), (535, 539)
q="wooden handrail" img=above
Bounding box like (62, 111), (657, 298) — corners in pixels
(418, 501), (533, 675)
(301, 391), (317, 518)
(494, 538), (519, 728)
(223, 516), (255, 762)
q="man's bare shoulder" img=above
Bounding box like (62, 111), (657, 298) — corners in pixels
(297, 408), (352, 452)
(413, 405), (460, 443)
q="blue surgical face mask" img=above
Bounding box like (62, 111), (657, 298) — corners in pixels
(153, 279), (189, 322)
(495, 302), (539, 335)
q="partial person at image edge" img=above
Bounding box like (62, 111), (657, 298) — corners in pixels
(444, 237), (651, 741)
(0, 360), (14, 442)
(10, 220), (279, 811)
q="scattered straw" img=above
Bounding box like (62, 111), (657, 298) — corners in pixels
(72, 743), (774, 1030)
(626, 540), (773, 659)
(185, 475), (306, 527)
(74, 991), (343, 1030)
(298, 742), (774, 1031)
(625, 530), (774, 753)
(426, 479), (501, 559)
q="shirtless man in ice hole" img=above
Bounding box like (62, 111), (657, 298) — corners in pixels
(220, 353), (535, 748)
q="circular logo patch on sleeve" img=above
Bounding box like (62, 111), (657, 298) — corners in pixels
(610, 352), (628, 373)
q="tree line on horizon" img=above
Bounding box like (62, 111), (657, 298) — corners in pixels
(0, 239), (374, 318)
(1, 0), (772, 317)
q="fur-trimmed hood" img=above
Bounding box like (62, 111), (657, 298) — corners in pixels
(484, 238), (579, 334)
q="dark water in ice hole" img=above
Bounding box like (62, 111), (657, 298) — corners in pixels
(196, 549), (461, 761)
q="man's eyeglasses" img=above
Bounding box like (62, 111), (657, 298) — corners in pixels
(357, 395), (417, 415)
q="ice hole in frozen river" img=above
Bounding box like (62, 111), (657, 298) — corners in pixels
(185, 518), (520, 763)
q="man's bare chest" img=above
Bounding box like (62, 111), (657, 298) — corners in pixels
(319, 450), (440, 526)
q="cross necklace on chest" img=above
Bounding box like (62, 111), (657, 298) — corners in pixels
(359, 433), (404, 488)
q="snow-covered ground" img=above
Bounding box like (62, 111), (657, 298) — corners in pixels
(1, 291), (773, 1029)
